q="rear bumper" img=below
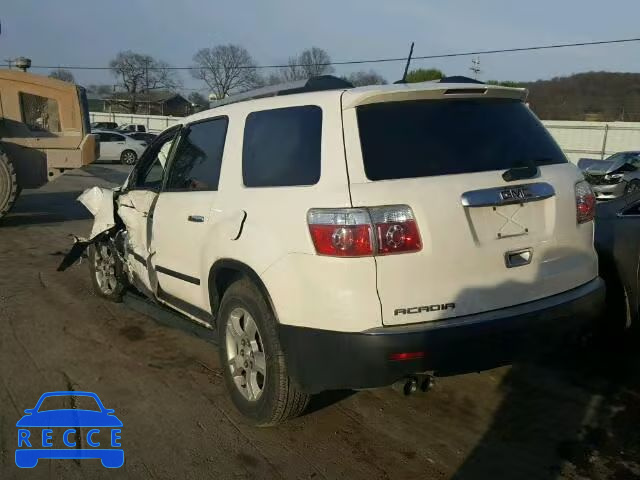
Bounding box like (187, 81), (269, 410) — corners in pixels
(279, 278), (605, 393)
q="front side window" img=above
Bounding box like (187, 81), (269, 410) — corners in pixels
(135, 130), (179, 190)
(165, 117), (228, 191)
(243, 106), (322, 187)
(19, 92), (61, 132)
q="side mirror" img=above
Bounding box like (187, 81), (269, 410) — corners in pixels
(105, 409), (115, 414)
(23, 409), (34, 415)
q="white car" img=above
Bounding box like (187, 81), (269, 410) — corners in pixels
(67, 76), (605, 426)
(94, 130), (148, 165)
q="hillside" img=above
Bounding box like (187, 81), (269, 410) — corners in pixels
(522, 72), (640, 121)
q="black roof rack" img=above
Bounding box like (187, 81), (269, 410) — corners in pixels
(210, 75), (354, 108)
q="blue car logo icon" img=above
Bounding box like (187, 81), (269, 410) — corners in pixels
(16, 391), (123, 468)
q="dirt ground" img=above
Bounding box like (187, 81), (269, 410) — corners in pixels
(1, 163), (639, 479)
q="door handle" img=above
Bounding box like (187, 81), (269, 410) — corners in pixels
(188, 215), (205, 223)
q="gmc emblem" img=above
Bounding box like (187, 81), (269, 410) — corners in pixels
(499, 187), (529, 202)
(394, 303), (456, 315)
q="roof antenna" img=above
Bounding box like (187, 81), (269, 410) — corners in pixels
(397, 42), (415, 84)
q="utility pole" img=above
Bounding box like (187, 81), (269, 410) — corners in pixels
(470, 57), (482, 79)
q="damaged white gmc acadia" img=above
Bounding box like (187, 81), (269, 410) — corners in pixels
(62, 76), (605, 425)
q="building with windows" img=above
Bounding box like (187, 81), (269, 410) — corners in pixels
(102, 91), (192, 116)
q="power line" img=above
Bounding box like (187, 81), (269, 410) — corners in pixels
(2, 37), (639, 71)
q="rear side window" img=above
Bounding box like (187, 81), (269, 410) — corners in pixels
(243, 106), (322, 187)
(357, 99), (567, 181)
(166, 117), (228, 191)
(19, 92), (61, 132)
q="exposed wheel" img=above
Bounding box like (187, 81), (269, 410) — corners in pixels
(120, 150), (137, 165)
(88, 238), (127, 302)
(625, 179), (640, 197)
(0, 150), (19, 220)
(217, 278), (310, 426)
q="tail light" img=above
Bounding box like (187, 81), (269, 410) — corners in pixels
(307, 209), (373, 257)
(370, 206), (422, 255)
(575, 181), (596, 224)
(308, 205), (421, 257)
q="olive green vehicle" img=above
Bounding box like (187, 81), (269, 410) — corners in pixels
(0, 69), (98, 219)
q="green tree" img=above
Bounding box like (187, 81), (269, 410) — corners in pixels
(405, 68), (444, 83)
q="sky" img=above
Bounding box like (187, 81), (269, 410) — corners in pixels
(1, 0), (639, 95)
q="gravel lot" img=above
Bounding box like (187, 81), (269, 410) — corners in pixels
(1, 163), (639, 479)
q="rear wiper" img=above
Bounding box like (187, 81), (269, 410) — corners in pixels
(502, 159), (541, 182)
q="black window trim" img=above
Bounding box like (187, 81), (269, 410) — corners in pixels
(162, 115), (229, 193)
(242, 104), (323, 189)
(128, 124), (182, 192)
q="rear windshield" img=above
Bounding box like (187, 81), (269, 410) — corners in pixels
(357, 98), (567, 181)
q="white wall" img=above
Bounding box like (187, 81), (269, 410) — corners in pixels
(544, 121), (640, 163)
(90, 112), (640, 164)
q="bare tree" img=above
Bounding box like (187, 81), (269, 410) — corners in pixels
(299, 47), (334, 77)
(278, 56), (307, 82)
(277, 47), (334, 82)
(109, 51), (181, 113)
(346, 70), (387, 87)
(48, 68), (75, 83)
(191, 44), (259, 100)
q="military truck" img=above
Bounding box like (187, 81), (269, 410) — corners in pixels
(0, 69), (98, 219)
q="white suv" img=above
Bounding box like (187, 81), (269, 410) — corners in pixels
(68, 76), (605, 425)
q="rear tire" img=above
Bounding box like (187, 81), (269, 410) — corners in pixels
(217, 278), (310, 426)
(0, 150), (19, 220)
(120, 150), (137, 165)
(88, 238), (127, 302)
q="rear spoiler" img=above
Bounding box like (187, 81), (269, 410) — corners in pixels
(341, 84), (527, 109)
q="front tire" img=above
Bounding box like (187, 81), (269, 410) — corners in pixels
(88, 238), (127, 302)
(0, 151), (19, 220)
(120, 150), (137, 165)
(217, 279), (310, 426)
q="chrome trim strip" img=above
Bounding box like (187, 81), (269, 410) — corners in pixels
(461, 182), (555, 207)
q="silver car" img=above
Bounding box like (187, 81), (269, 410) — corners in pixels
(579, 151), (640, 200)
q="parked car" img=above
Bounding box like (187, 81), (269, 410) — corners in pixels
(595, 192), (640, 336)
(94, 130), (147, 165)
(90, 121), (118, 130)
(579, 151), (640, 200)
(117, 123), (147, 133)
(126, 132), (157, 144)
(64, 76), (605, 425)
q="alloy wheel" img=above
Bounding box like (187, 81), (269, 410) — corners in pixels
(94, 243), (118, 295)
(225, 307), (266, 402)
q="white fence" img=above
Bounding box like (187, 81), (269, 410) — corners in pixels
(544, 121), (640, 163)
(90, 112), (640, 164)
(90, 112), (180, 133)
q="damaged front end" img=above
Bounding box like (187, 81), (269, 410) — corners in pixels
(58, 186), (158, 299)
(57, 186), (120, 272)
